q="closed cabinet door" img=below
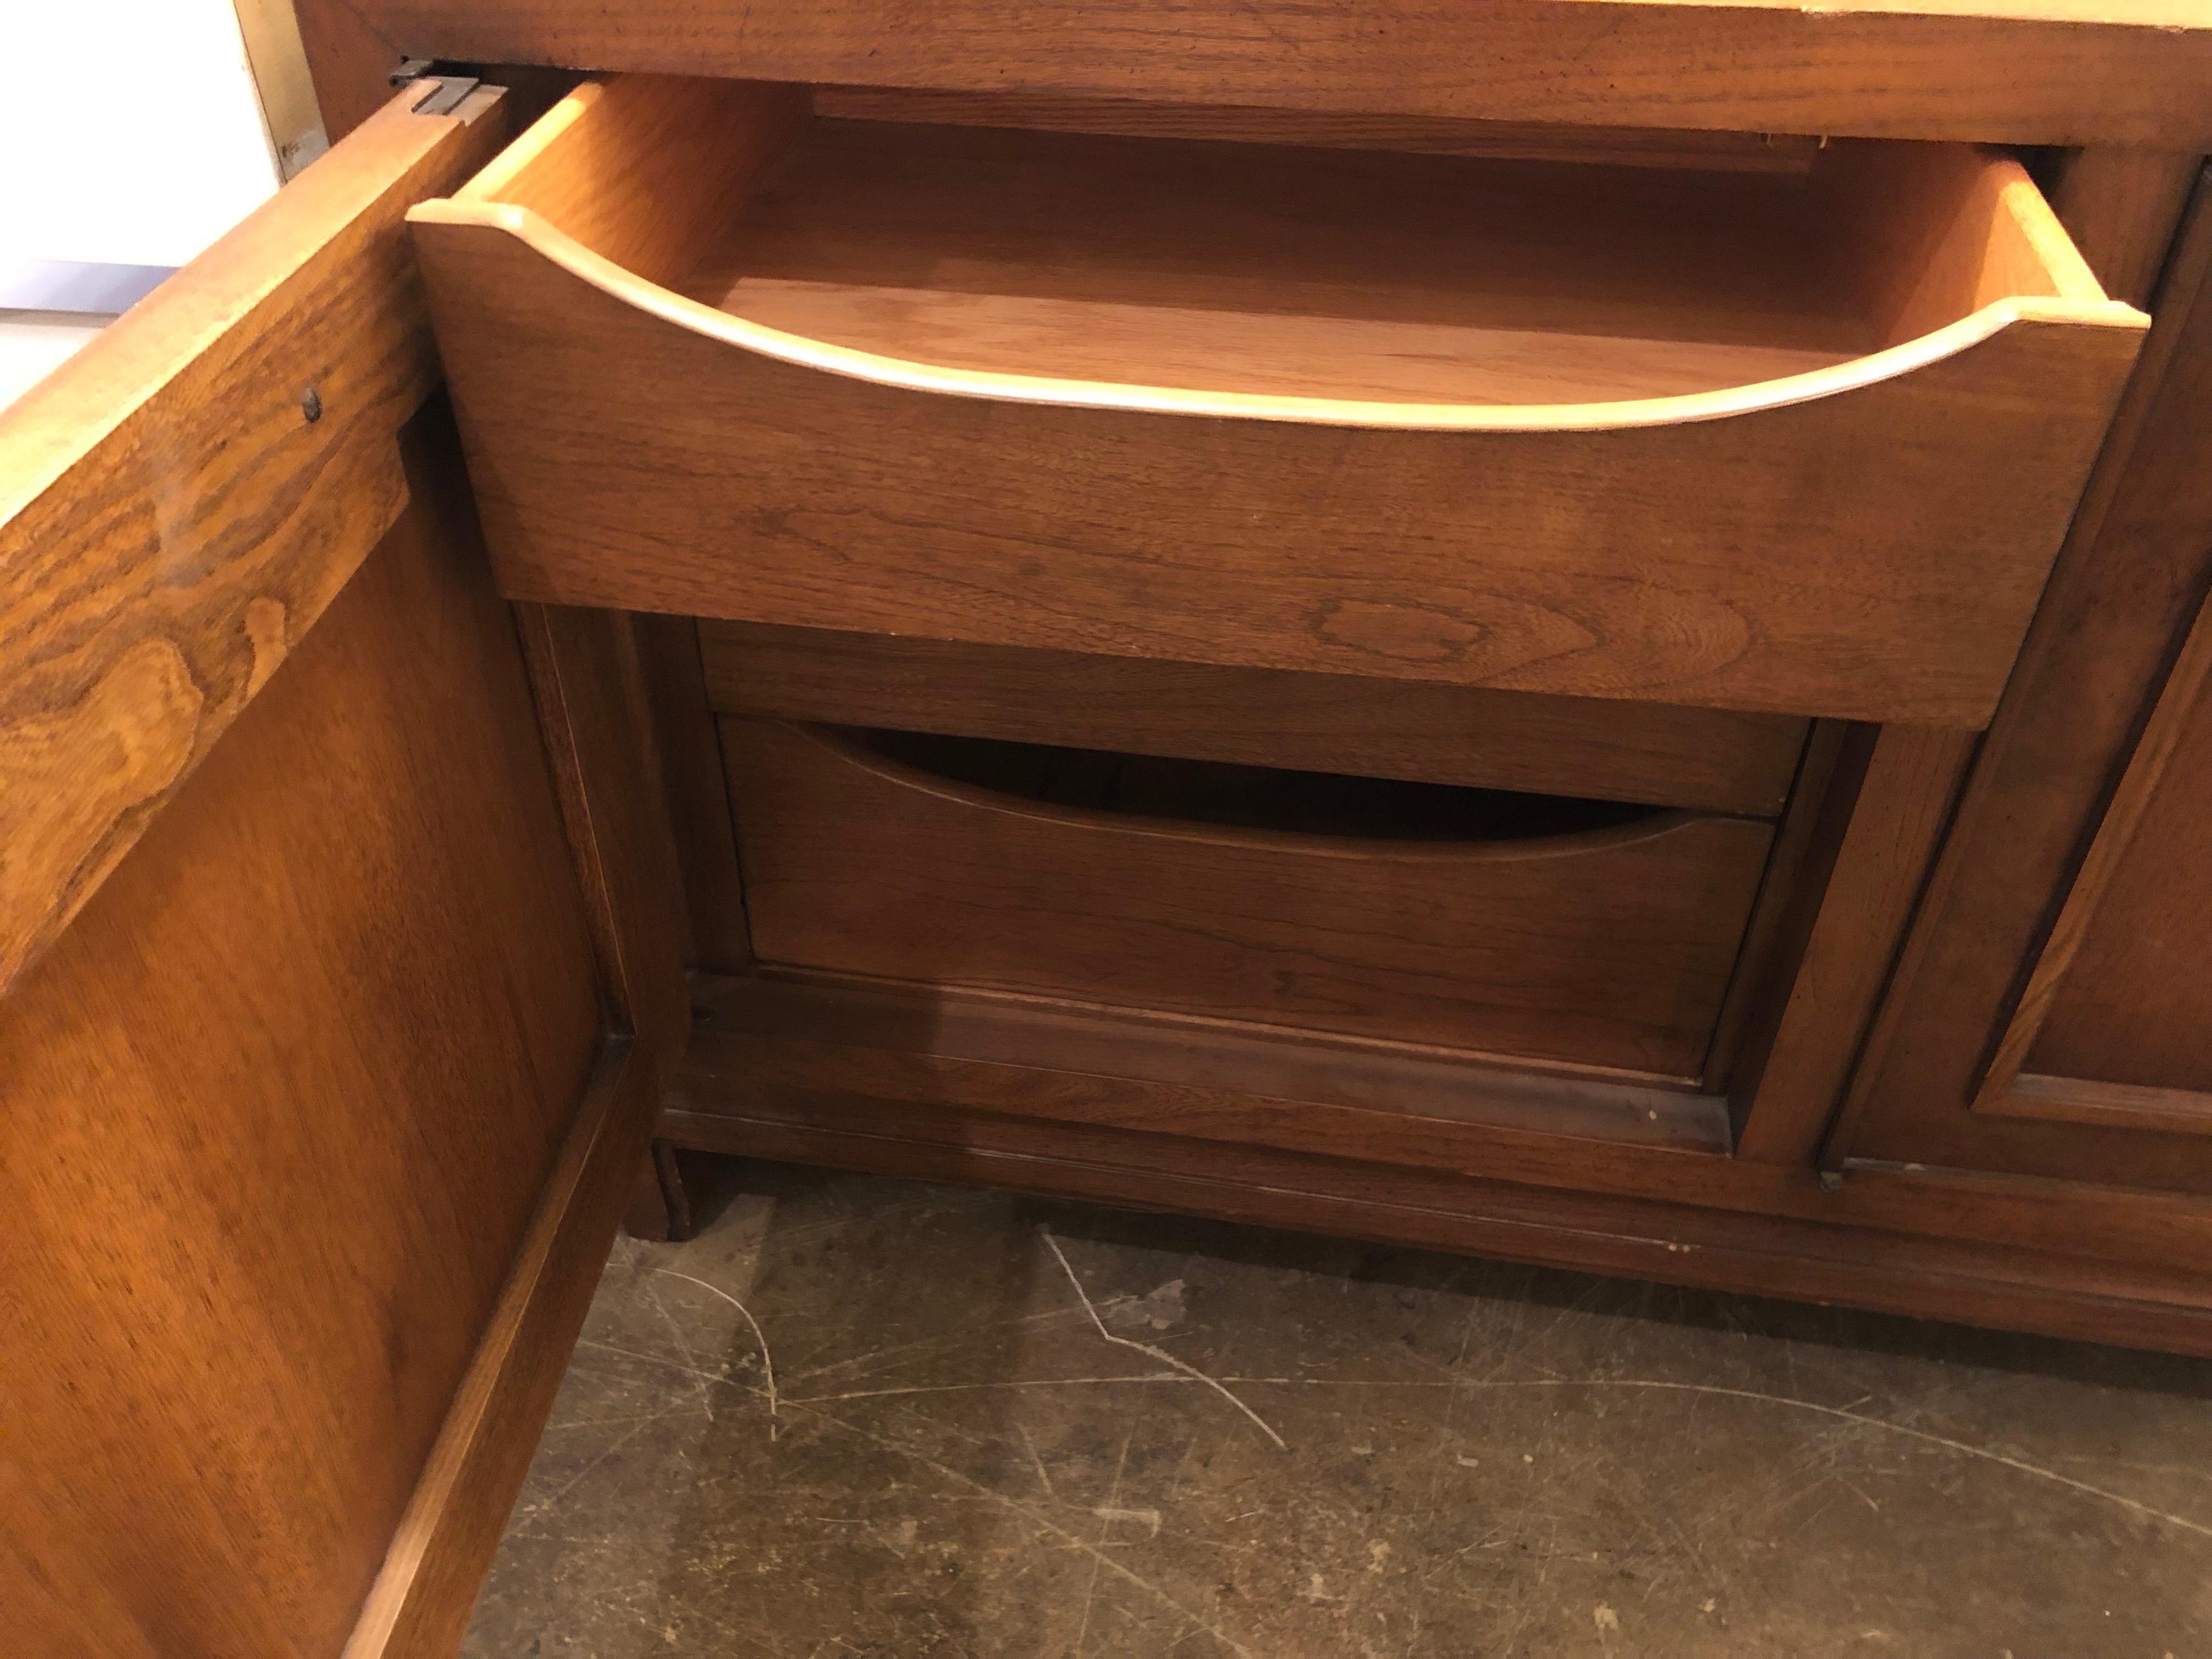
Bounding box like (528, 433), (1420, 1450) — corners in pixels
(1829, 168), (2212, 1197)
(1, 79), (679, 1659)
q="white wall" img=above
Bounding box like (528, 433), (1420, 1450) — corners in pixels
(1, 0), (282, 269)
(1, 0), (288, 407)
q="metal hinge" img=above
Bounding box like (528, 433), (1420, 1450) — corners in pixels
(391, 57), (483, 117)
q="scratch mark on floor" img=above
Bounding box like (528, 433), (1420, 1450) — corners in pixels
(645, 1274), (710, 1377)
(574, 1336), (741, 1392)
(1074, 1433), (1131, 1658)
(518, 1406), (686, 1520)
(791, 1399), (1257, 1658)
(781, 1362), (2211, 1541)
(1094, 1505), (1164, 1538)
(660, 1268), (781, 1441)
(789, 1374), (1220, 1405)
(1222, 1374), (2212, 1541)
(787, 1302), (1113, 1387)
(1041, 1227), (1289, 1451)
(1017, 1423), (1061, 1503)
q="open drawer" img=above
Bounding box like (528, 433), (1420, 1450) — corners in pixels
(410, 76), (2148, 726)
(724, 719), (1776, 1078)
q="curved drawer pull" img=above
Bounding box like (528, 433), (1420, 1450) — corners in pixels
(816, 724), (1696, 861)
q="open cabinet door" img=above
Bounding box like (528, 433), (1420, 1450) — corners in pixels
(0, 82), (683, 1659)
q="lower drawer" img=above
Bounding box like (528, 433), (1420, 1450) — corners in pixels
(724, 719), (1776, 1077)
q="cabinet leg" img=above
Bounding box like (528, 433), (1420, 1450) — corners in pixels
(622, 1139), (694, 1242)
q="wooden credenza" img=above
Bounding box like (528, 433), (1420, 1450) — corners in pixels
(7, 5), (2212, 1654)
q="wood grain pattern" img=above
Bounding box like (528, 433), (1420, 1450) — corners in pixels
(0, 84), (513, 996)
(1831, 139), (2109, 345)
(640, 614), (754, 969)
(291, 0), (411, 143)
(0, 426), (602, 1659)
(681, 117), (1899, 403)
(329, 0), (2212, 147)
(674, 972), (2212, 1280)
(515, 603), (692, 1075)
(587, 99), (1899, 397)
(341, 1040), (658, 1659)
(698, 622), (1809, 817)
(455, 74), (808, 286)
(2050, 147), (2202, 309)
(1978, 582), (2212, 1103)
(2002, 1074), (2212, 1137)
(723, 719), (1773, 1075)
(1734, 726), (1978, 1163)
(1694, 721), (1849, 1108)
(1827, 169), (2212, 1194)
(411, 91), (2143, 723)
(810, 86), (1829, 172)
(698, 970), (1730, 1153)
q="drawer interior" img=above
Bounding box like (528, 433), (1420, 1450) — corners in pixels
(676, 119), (1874, 404)
(455, 75), (2108, 410)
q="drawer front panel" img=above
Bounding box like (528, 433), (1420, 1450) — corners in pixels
(699, 622), (1812, 816)
(724, 719), (1777, 1077)
(426, 247), (2129, 726)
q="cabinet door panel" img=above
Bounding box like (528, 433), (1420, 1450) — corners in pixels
(1982, 586), (2212, 1126)
(0, 85), (674, 1659)
(1830, 169), (2212, 1192)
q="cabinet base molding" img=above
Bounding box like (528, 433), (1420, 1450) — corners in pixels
(665, 975), (2212, 1357)
(659, 1099), (2212, 1360)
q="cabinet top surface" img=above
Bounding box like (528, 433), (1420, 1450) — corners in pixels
(351, 0), (2212, 146)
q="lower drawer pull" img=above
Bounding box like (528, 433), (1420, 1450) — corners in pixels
(844, 726), (1665, 850)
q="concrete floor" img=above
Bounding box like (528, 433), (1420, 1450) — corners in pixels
(465, 1160), (2212, 1658)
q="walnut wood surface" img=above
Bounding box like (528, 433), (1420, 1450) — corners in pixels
(515, 602), (692, 1074)
(0, 430), (602, 1659)
(702, 970), (1731, 1152)
(674, 973), (2212, 1280)
(292, 0), (413, 142)
(341, 1041), (658, 1659)
(0, 85), (512, 997)
(411, 86), (2143, 724)
(724, 719), (1773, 1075)
(2003, 1074), (2212, 1137)
(698, 622), (1809, 817)
(1982, 582), (2212, 1104)
(811, 86), (1831, 173)
(640, 615), (755, 969)
(326, 0), (2212, 148)
(2050, 147), (2202, 311)
(1831, 170), (2212, 1193)
(1733, 726), (1978, 1163)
